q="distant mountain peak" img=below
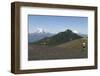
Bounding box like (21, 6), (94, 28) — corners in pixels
(35, 28), (46, 33)
(28, 31), (54, 43)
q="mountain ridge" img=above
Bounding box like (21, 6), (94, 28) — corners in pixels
(32, 29), (83, 46)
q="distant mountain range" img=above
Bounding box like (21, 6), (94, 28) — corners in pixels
(28, 32), (54, 43)
(78, 33), (88, 38)
(32, 29), (83, 46)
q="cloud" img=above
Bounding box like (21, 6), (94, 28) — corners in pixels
(73, 30), (79, 34)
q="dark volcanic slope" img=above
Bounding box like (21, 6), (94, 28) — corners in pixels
(28, 38), (88, 60)
(28, 45), (87, 60)
(32, 29), (82, 46)
(57, 38), (87, 49)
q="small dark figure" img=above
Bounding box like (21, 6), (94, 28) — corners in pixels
(82, 42), (86, 51)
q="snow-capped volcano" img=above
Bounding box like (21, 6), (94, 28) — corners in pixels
(35, 28), (45, 33)
(28, 28), (54, 43)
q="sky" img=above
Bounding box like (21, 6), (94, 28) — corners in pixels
(28, 15), (88, 34)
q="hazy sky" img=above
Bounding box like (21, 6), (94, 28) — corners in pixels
(28, 15), (88, 34)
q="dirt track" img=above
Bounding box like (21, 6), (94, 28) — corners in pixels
(28, 44), (87, 60)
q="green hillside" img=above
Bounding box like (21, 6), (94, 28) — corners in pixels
(32, 29), (83, 46)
